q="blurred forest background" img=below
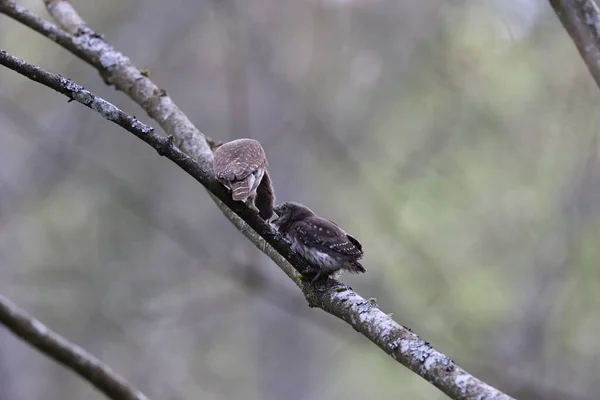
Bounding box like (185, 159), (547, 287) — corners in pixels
(1, 0), (600, 399)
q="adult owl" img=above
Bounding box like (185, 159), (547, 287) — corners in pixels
(213, 138), (274, 220)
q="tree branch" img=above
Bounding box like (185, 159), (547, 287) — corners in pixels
(0, 294), (150, 400)
(0, 50), (156, 140)
(548, 0), (600, 89)
(0, 1), (515, 398)
(0, 0), (301, 285)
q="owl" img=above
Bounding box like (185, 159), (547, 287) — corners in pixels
(213, 138), (274, 220)
(254, 169), (275, 221)
(272, 201), (366, 284)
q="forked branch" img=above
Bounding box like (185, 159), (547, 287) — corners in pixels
(0, 1), (518, 399)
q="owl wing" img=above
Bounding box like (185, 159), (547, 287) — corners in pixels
(326, 219), (363, 252)
(214, 157), (253, 182)
(255, 170), (275, 220)
(294, 218), (363, 258)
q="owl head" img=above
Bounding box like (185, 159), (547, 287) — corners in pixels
(272, 201), (314, 227)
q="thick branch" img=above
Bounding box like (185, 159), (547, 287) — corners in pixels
(0, 294), (150, 400)
(549, 0), (600, 88)
(0, 2), (515, 398)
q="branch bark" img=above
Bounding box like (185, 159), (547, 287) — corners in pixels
(0, 1), (515, 399)
(548, 0), (600, 88)
(0, 294), (150, 400)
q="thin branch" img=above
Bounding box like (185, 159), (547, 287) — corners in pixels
(0, 2), (516, 398)
(0, 294), (150, 400)
(548, 0), (600, 89)
(0, 50), (155, 140)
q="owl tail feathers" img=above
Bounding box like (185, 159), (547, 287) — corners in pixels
(347, 260), (367, 274)
(230, 177), (252, 201)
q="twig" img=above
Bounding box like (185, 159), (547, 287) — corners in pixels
(0, 2), (516, 398)
(0, 294), (150, 400)
(548, 0), (600, 89)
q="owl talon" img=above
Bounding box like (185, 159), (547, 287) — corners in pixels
(309, 271), (328, 285)
(248, 203), (260, 214)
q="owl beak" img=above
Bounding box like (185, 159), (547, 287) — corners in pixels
(271, 205), (283, 224)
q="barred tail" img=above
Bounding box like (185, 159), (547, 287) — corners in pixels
(230, 176), (252, 201)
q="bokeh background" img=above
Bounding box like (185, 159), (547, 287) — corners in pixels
(1, 0), (600, 399)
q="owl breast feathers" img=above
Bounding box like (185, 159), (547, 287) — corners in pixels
(272, 202), (365, 284)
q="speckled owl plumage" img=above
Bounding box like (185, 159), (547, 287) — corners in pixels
(213, 138), (274, 220)
(272, 201), (366, 284)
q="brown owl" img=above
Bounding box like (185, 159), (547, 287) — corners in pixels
(254, 169), (275, 221)
(213, 138), (274, 220)
(272, 201), (366, 284)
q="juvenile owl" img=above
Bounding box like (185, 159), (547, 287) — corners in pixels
(213, 138), (274, 219)
(272, 201), (366, 284)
